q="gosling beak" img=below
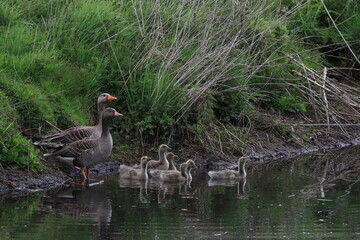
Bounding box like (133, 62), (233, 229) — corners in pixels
(108, 95), (117, 101)
(114, 111), (123, 117)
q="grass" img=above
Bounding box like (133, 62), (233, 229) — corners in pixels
(1, 0), (360, 170)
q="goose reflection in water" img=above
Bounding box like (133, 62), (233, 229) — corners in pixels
(40, 185), (112, 238)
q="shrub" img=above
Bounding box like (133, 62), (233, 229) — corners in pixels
(0, 136), (42, 172)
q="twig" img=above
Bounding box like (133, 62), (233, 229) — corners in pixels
(322, 67), (330, 133)
(45, 120), (62, 132)
(320, 0), (360, 65)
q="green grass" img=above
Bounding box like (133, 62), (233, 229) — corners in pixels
(0, 0), (359, 170)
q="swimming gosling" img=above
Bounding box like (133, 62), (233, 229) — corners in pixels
(160, 159), (196, 182)
(119, 156), (152, 181)
(208, 157), (247, 180)
(148, 152), (177, 179)
(147, 144), (172, 170)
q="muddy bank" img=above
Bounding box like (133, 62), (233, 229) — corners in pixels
(1, 124), (360, 197)
(0, 161), (122, 198)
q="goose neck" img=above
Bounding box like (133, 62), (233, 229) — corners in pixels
(159, 150), (166, 163)
(101, 118), (111, 137)
(238, 158), (247, 177)
(180, 164), (187, 178)
(142, 162), (149, 180)
(97, 102), (106, 119)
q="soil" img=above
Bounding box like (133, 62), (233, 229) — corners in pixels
(1, 111), (360, 197)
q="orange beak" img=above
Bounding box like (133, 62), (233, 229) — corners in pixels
(107, 95), (117, 101)
(114, 111), (123, 117)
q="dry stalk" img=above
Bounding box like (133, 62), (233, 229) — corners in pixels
(321, 67), (330, 133)
(291, 53), (360, 129)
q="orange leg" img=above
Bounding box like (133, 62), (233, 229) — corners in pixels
(74, 166), (89, 180)
(82, 168), (89, 180)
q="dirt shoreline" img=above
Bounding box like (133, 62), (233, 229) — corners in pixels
(1, 125), (360, 198)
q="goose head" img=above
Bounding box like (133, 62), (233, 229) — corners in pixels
(101, 108), (123, 131)
(97, 93), (117, 114)
(98, 93), (117, 104)
(102, 108), (123, 118)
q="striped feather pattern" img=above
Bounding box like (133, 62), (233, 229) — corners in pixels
(52, 138), (96, 158)
(41, 126), (97, 144)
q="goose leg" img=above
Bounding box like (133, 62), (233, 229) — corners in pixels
(82, 168), (89, 180)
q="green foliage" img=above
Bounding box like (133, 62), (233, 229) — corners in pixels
(0, 0), (359, 164)
(0, 89), (43, 171)
(274, 93), (307, 113)
(117, 67), (183, 144)
(287, 0), (360, 74)
(0, 136), (42, 171)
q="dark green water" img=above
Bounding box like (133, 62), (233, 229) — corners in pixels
(1, 148), (359, 239)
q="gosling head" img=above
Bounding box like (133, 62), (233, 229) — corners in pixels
(159, 144), (171, 152)
(165, 152), (177, 160)
(186, 159), (196, 169)
(238, 156), (248, 165)
(141, 156), (152, 164)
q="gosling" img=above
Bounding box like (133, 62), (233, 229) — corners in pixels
(160, 159), (196, 183)
(148, 152), (177, 179)
(208, 157), (247, 180)
(119, 156), (151, 181)
(147, 144), (172, 170)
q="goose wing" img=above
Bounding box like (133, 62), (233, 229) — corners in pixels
(41, 126), (96, 144)
(51, 138), (96, 158)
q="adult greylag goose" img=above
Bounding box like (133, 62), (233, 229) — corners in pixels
(36, 93), (117, 147)
(159, 159), (196, 183)
(207, 157), (247, 180)
(119, 156), (151, 181)
(44, 108), (122, 179)
(148, 152), (176, 179)
(147, 144), (171, 170)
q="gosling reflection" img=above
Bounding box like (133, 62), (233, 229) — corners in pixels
(147, 178), (196, 204)
(208, 178), (248, 199)
(237, 178), (248, 199)
(40, 185), (112, 239)
(119, 178), (150, 203)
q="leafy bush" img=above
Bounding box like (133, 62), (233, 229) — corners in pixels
(0, 0), (359, 163)
(288, 0), (360, 76)
(274, 93), (307, 113)
(0, 136), (42, 171)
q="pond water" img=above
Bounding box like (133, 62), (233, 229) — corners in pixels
(0, 147), (359, 239)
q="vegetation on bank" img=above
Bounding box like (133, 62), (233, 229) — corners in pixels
(0, 0), (360, 171)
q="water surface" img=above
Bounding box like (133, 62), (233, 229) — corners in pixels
(0, 147), (359, 239)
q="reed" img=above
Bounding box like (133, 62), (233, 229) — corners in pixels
(1, 0), (360, 169)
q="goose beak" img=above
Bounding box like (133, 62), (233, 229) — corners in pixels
(114, 111), (123, 117)
(108, 95), (117, 101)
